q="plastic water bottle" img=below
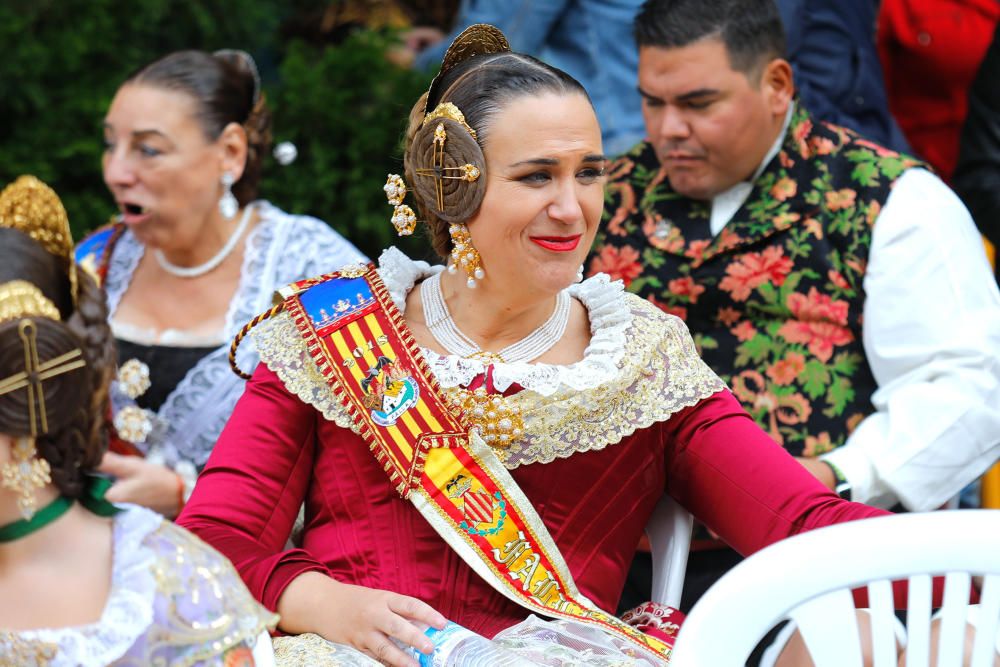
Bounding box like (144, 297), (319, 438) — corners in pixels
(399, 621), (535, 666)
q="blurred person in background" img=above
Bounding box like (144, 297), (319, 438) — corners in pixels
(77, 49), (366, 519)
(878, 0), (1000, 183)
(954, 21), (1000, 284)
(776, 0), (910, 151)
(398, 0), (648, 156)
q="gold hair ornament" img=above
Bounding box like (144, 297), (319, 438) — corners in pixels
(423, 24), (511, 117)
(384, 174), (417, 236)
(414, 103), (482, 213)
(0, 176), (79, 305)
(0, 281), (61, 324)
(0, 281), (86, 438)
(422, 102), (478, 139)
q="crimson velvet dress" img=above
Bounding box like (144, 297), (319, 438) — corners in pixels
(178, 252), (889, 642)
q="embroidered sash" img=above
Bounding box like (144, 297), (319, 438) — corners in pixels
(281, 265), (673, 664)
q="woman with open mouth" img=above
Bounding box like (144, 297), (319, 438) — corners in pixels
(78, 49), (366, 519)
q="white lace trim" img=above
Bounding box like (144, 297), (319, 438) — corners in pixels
(375, 247), (632, 397)
(14, 506), (161, 666)
(105, 202), (367, 468)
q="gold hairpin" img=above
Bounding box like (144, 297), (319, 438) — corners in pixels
(414, 105), (482, 212)
(0, 281), (85, 437)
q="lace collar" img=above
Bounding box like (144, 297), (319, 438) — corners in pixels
(376, 247), (632, 397)
(9, 506), (161, 666)
(251, 249), (725, 467)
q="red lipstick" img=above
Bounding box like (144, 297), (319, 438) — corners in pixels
(530, 234), (582, 252)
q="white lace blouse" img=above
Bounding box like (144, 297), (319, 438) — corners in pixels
(104, 201), (367, 472)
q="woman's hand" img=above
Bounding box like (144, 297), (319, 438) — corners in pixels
(98, 452), (182, 517)
(277, 572), (447, 667)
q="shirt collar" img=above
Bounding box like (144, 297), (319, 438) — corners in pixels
(709, 105), (795, 236)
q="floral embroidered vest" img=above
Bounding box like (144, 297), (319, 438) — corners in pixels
(588, 104), (924, 457)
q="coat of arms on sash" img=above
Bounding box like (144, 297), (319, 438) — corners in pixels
(360, 355), (420, 427)
(447, 473), (506, 536)
(297, 274), (421, 427)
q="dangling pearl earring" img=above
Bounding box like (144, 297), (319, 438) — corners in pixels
(575, 265), (585, 283)
(219, 172), (238, 220)
(448, 223), (485, 288)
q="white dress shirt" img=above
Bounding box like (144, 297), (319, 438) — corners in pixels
(710, 129), (1000, 511)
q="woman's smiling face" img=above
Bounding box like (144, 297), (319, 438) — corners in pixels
(465, 92), (606, 297)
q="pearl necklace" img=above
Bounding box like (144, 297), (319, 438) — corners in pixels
(421, 271), (572, 363)
(153, 204), (254, 278)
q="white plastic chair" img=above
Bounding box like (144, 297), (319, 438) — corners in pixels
(646, 494), (693, 608)
(671, 510), (1000, 667)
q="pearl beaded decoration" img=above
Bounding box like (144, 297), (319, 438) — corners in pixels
(449, 386), (525, 461)
(421, 272), (572, 364)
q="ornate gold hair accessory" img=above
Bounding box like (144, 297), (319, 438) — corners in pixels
(384, 174), (417, 236)
(0, 281), (61, 324)
(0, 176), (79, 305)
(423, 24), (511, 116)
(422, 102), (478, 139)
(0, 281), (85, 437)
(414, 103), (483, 212)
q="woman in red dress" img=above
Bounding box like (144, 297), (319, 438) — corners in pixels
(179, 25), (899, 667)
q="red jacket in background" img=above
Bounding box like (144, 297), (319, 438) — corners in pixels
(878, 0), (1000, 182)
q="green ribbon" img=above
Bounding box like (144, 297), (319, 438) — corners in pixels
(0, 495), (72, 542)
(78, 474), (122, 518)
(0, 474), (121, 542)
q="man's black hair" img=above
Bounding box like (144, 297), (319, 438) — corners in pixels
(635, 0), (786, 76)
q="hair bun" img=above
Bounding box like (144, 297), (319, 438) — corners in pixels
(406, 118), (486, 223)
(213, 48), (261, 104)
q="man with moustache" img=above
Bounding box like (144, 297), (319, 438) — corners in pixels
(589, 0), (1000, 616)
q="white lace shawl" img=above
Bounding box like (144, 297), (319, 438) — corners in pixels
(104, 201), (367, 469)
(251, 248), (726, 468)
(4, 505), (276, 666)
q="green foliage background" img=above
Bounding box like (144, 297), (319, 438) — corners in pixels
(0, 0), (434, 260)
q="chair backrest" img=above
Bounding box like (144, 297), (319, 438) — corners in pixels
(670, 510), (1000, 667)
(646, 494), (693, 608)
